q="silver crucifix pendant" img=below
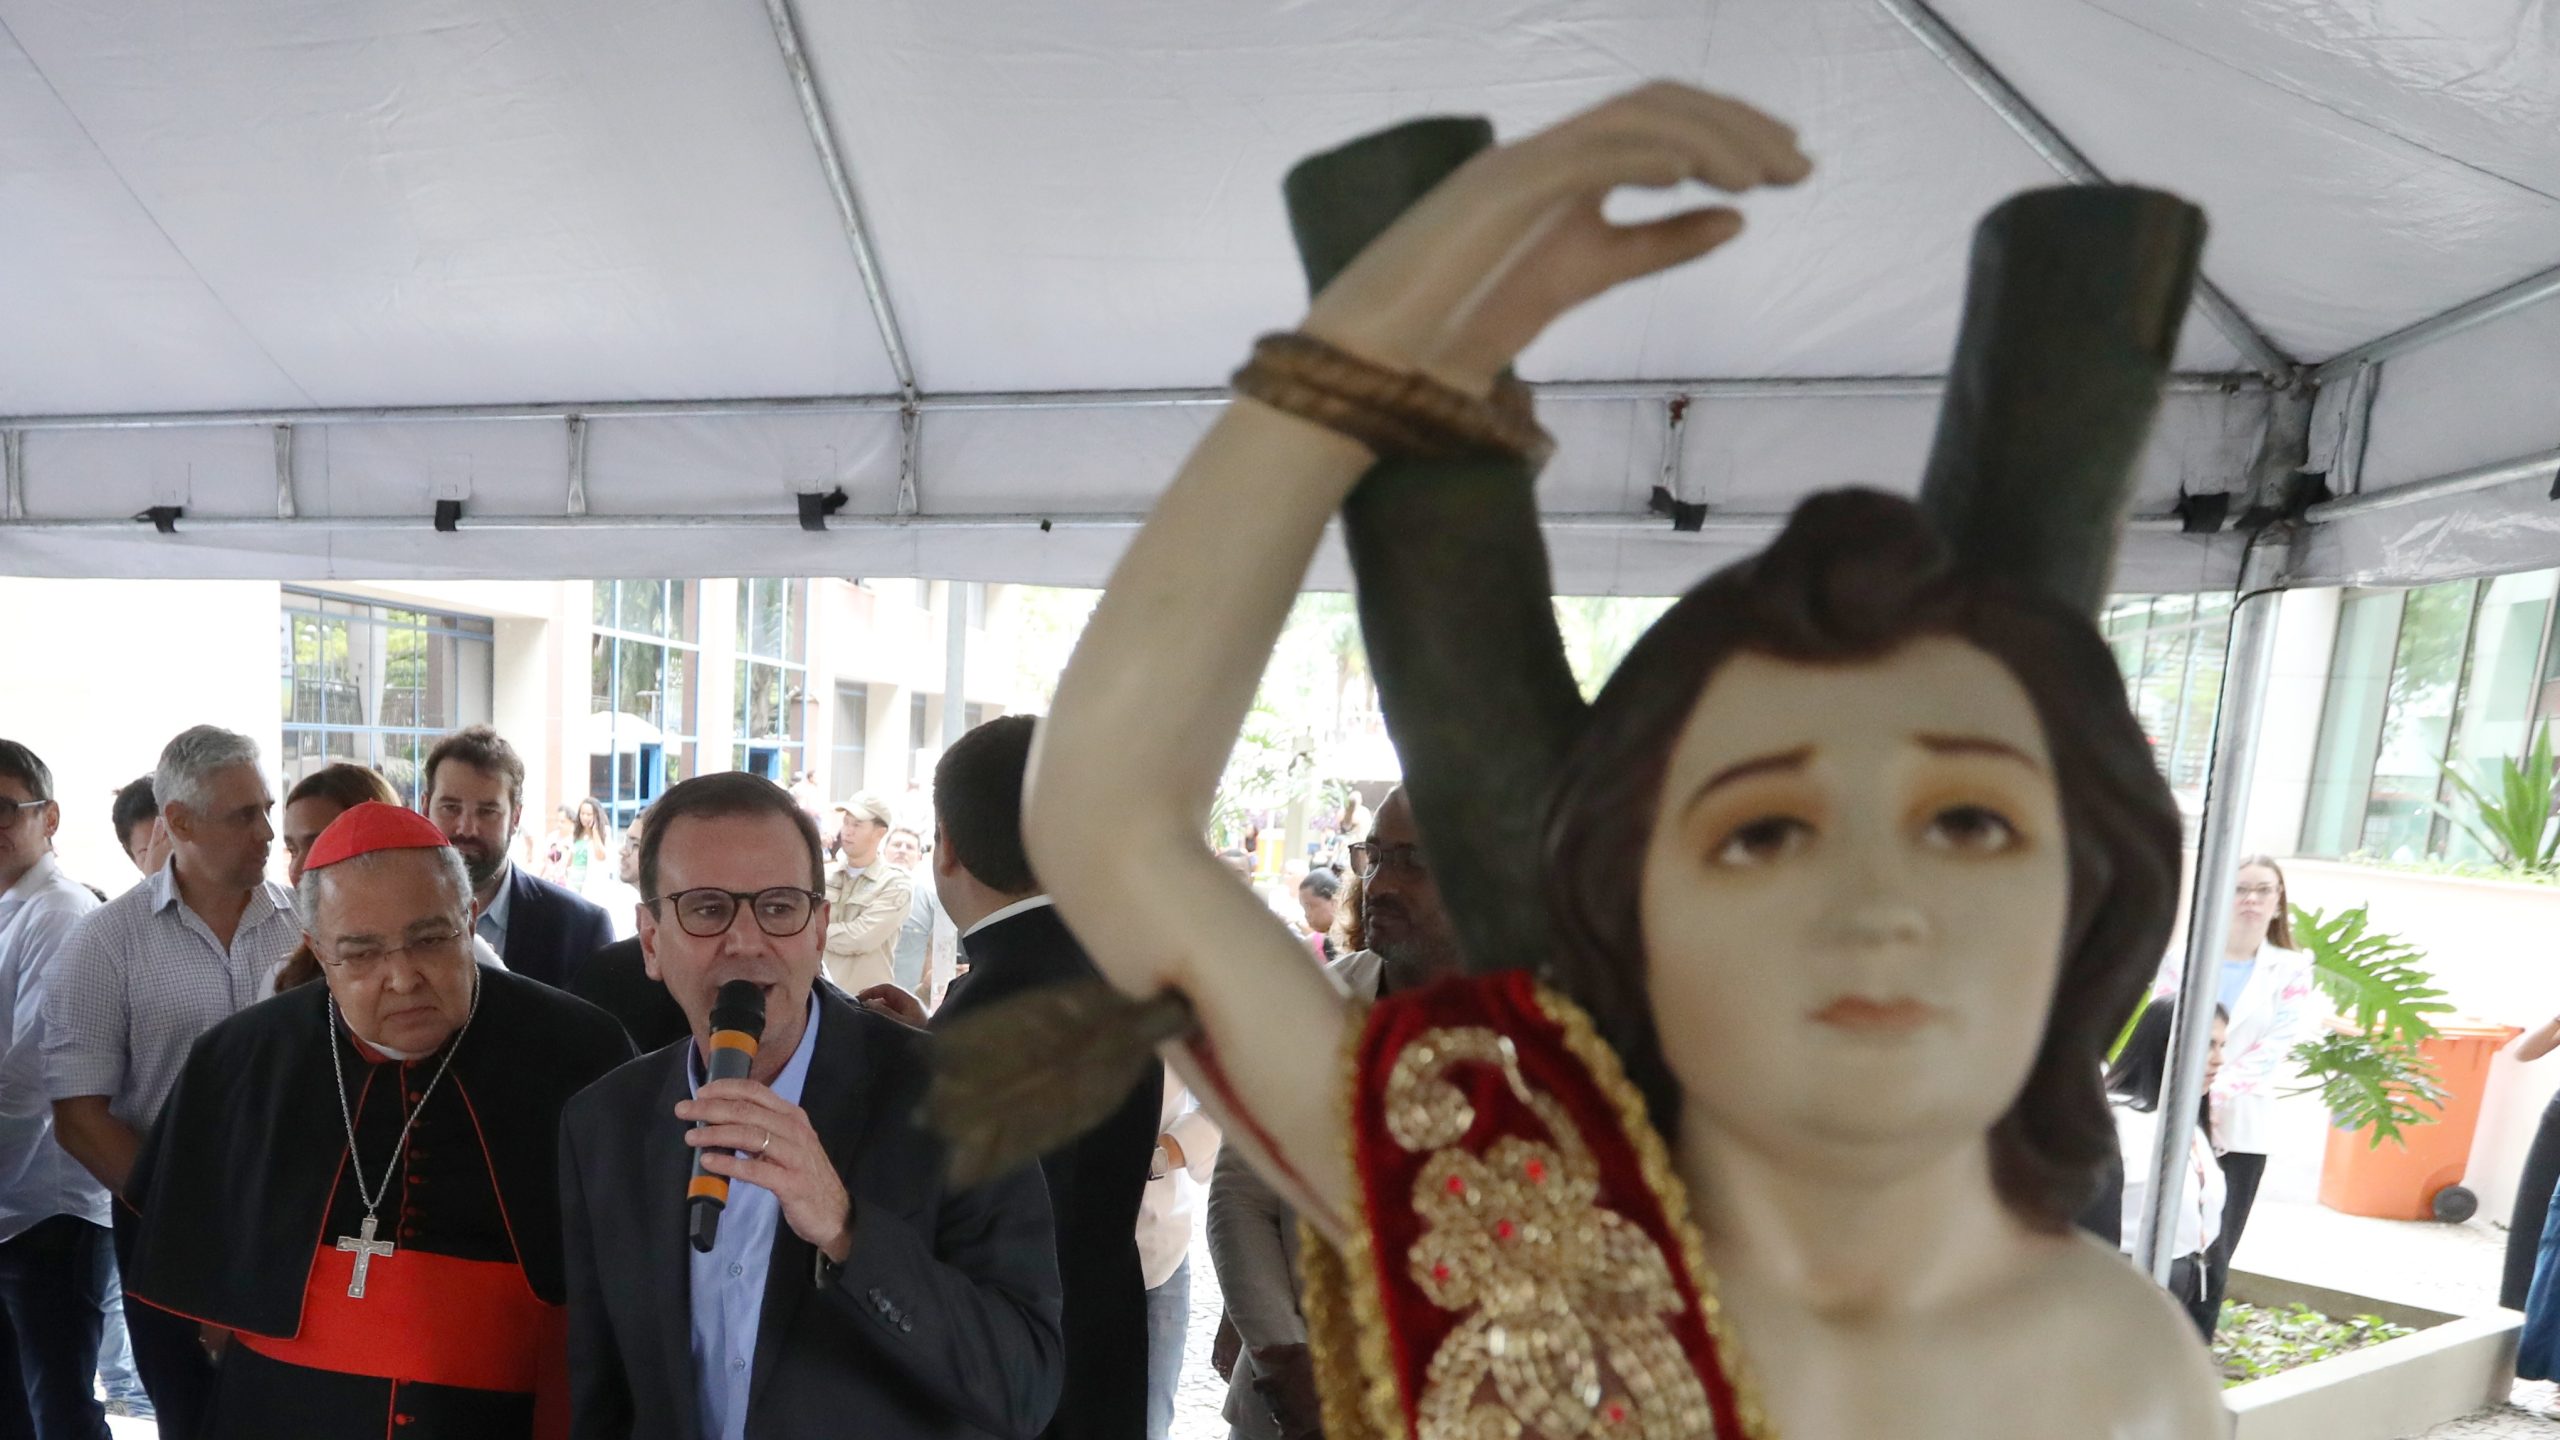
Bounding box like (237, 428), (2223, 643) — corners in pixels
(335, 1214), (397, 1298)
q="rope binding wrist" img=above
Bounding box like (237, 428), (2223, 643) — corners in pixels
(1230, 332), (1553, 467)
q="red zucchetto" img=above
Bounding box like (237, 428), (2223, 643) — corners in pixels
(302, 801), (454, 873)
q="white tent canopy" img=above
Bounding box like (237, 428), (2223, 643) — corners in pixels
(1, 0), (2554, 595)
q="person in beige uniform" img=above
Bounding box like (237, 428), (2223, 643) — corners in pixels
(822, 791), (912, 994)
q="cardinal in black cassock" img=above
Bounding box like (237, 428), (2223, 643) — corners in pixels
(124, 803), (632, 1439)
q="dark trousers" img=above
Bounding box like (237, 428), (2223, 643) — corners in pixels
(2167, 1255), (2217, 1343)
(0, 1215), (111, 1440)
(2506, 1090), (2560, 1310)
(2204, 1150), (2269, 1329)
(110, 1205), (214, 1440)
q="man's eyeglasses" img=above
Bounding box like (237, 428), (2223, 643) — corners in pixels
(0, 798), (49, 825)
(649, 887), (824, 939)
(322, 925), (470, 978)
(1347, 841), (1428, 881)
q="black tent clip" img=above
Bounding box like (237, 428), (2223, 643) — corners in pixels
(137, 505), (183, 534)
(2171, 490), (2229, 535)
(433, 500), (463, 533)
(1647, 485), (1708, 533)
(797, 487), (849, 533)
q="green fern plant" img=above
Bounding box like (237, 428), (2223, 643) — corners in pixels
(2430, 724), (2560, 874)
(2284, 904), (2454, 1148)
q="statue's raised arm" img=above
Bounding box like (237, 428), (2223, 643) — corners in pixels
(1020, 84), (1810, 1235)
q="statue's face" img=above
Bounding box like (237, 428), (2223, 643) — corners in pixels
(1638, 636), (2068, 1181)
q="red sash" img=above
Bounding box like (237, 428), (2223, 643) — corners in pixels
(1305, 971), (1766, 1439)
(234, 1243), (558, 1396)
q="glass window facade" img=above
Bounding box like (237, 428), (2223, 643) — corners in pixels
(280, 591), (495, 805)
(734, 578), (809, 782)
(591, 580), (700, 828)
(2303, 570), (2560, 860)
(2101, 594), (2233, 833)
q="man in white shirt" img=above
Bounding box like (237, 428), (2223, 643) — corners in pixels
(0, 740), (109, 1439)
(46, 725), (300, 1437)
(1137, 1078), (1219, 1440)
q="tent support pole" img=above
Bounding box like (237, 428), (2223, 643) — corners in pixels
(2135, 536), (2286, 1282)
(0, 506), (2206, 536)
(897, 406), (921, 517)
(762, 0), (920, 405)
(1870, 0), (2293, 381)
(567, 416), (589, 517)
(2305, 444), (2560, 523)
(3, 431), (21, 520)
(273, 426), (296, 519)
(1658, 396), (1691, 508)
(0, 373), (2264, 434)
(942, 588), (968, 750)
(2313, 259), (2560, 385)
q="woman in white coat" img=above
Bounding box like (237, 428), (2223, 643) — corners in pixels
(2203, 855), (2319, 1325)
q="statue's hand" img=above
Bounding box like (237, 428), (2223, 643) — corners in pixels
(1301, 82), (1809, 397)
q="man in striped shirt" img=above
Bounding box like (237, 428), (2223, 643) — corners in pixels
(45, 725), (298, 1438)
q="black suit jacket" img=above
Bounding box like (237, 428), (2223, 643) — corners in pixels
(500, 864), (616, 988)
(566, 938), (695, 1055)
(560, 985), (1064, 1440)
(935, 903), (1161, 1440)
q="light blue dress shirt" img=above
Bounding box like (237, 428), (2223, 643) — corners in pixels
(685, 993), (820, 1440)
(474, 869), (514, 956)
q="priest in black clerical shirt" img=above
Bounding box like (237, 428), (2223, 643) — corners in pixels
(124, 803), (631, 1439)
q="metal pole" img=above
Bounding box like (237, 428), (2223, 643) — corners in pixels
(762, 0), (920, 402)
(2135, 537), (2286, 1282)
(1869, 0), (2293, 381)
(0, 373), (2263, 433)
(5, 430), (25, 520)
(1658, 396), (1691, 506)
(896, 406), (922, 517)
(0, 507), (2202, 536)
(942, 585), (969, 748)
(566, 416), (590, 517)
(2312, 259), (2560, 385)
(273, 425), (297, 519)
(2303, 445), (2560, 523)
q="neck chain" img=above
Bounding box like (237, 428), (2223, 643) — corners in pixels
(327, 972), (482, 1219)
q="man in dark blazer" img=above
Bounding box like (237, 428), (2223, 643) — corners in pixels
(565, 804), (692, 1053)
(424, 725), (615, 988)
(931, 716), (1161, 1440)
(560, 772), (1062, 1440)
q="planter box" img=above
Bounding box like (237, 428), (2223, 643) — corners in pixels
(2223, 1271), (2520, 1440)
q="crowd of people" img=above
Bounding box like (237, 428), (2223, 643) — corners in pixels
(0, 714), (1447, 1440)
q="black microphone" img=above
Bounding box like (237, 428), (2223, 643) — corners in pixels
(687, 980), (767, 1253)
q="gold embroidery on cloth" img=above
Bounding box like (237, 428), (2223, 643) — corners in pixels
(1384, 1025), (1717, 1440)
(1528, 989), (1773, 1440)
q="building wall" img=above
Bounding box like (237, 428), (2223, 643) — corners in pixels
(0, 578), (282, 890)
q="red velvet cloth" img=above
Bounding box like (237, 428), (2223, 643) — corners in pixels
(1348, 970), (1748, 1437)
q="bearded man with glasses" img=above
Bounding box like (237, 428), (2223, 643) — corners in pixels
(559, 771), (1062, 1440)
(117, 802), (632, 1439)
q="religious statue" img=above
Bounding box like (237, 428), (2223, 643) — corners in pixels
(954, 81), (2228, 1438)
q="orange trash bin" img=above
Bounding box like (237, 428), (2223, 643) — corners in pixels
(2318, 1020), (2524, 1221)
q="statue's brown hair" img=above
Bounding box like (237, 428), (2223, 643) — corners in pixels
(1542, 489), (2182, 1231)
